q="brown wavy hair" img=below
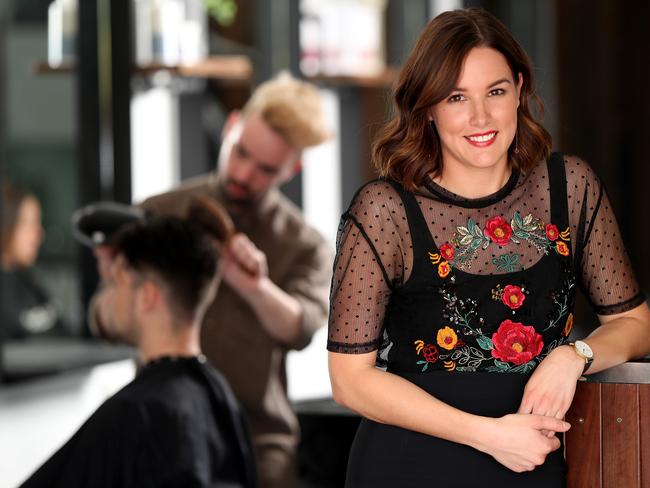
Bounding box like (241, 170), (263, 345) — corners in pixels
(373, 8), (552, 190)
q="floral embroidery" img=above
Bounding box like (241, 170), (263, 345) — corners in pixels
(492, 252), (522, 272)
(562, 313), (574, 337)
(440, 242), (455, 261)
(448, 212), (570, 272)
(414, 340), (439, 371)
(438, 261), (451, 278)
(484, 216), (513, 245)
(542, 272), (576, 332)
(429, 252), (452, 279)
(556, 241), (569, 256)
(437, 326), (459, 350)
(443, 360), (456, 371)
(491, 320), (544, 365)
(545, 224), (559, 241)
(501, 285), (526, 310)
(492, 284), (528, 310)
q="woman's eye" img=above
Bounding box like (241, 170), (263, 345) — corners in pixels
(489, 88), (506, 96)
(447, 94), (464, 103)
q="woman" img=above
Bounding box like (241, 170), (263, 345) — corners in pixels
(1, 181), (63, 339)
(327, 8), (650, 487)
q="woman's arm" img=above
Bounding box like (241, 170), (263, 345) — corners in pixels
(329, 350), (570, 473)
(519, 302), (650, 420)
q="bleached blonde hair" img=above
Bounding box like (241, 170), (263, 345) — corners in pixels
(242, 71), (330, 150)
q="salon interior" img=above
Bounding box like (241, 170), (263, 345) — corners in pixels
(1, 1), (649, 487)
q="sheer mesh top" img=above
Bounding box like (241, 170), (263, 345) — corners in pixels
(328, 155), (645, 355)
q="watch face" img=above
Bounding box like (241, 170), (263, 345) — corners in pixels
(575, 340), (594, 359)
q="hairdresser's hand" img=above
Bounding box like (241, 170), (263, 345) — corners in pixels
(518, 345), (584, 436)
(479, 414), (570, 473)
(93, 244), (115, 283)
(221, 233), (268, 295)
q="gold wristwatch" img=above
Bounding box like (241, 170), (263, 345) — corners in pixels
(569, 340), (594, 374)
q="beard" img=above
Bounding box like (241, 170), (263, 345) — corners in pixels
(222, 178), (256, 206)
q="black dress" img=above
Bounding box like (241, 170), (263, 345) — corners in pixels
(20, 356), (258, 488)
(327, 154), (645, 487)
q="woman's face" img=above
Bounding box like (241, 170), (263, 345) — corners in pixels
(430, 46), (522, 175)
(4, 196), (44, 268)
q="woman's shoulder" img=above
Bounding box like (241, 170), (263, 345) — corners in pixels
(345, 178), (404, 215)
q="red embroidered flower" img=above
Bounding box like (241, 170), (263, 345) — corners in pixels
(422, 344), (439, 363)
(501, 285), (526, 310)
(438, 261), (451, 278)
(491, 320), (543, 365)
(440, 243), (455, 261)
(545, 224), (559, 241)
(556, 241), (569, 256)
(484, 216), (513, 245)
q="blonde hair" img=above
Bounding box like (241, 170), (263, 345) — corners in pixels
(242, 72), (329, 149)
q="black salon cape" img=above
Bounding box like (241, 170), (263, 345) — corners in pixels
(20, 356), (258, 488)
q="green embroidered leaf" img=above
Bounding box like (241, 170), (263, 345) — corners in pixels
(513, 230), (528, 239)
(514, 211), (524, 227)
(493, 360), (509, 370)
(416, 360), (427, 365)
(509, 360), (537, 374)
(474, 225), (483, 237)
(470, 238), (482, 250)
(422, 363), (429, 372)
(476, 334), (494, 351)
(460, 235), (474, 246)
(467, 218), (476, 233)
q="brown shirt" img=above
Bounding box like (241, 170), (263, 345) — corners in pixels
(138, 173), (332, 453)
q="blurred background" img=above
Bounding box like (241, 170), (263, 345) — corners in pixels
(0, 0), (648, 486)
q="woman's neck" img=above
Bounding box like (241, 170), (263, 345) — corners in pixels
(433, 163), (512, 199)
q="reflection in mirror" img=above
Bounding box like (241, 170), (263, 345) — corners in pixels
(0, 0), (133, 383)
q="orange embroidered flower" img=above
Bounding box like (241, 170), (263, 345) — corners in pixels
(437, 326), (458, 350)
(438, 260), (451, 278)
(440, 243), (455, 261)
(562, 313), (574, 337)
(556, 241), (569, 256)
(545, 224), (559, 241)
(501, 285), (526, 310)
(484, 216), (513, 245)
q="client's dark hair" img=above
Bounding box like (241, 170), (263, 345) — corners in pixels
(110, 198), (232, 322)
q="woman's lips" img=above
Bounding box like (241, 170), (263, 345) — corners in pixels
(464, 131), (497, 147)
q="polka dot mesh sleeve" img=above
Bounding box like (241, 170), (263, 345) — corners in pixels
(566, 156), (646, 315)
(327, 181), (412, 354)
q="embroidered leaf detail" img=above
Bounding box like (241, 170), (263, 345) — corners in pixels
(509, 360), (537, 374)
(473, 225), (483, 238)
(492, 253), (521, 272)
(467, 218), (476, 234)
(470, 238), (483, 250)
(513, 212), (524, 228)
(482, 239), (491, 250)
(476, 334), (494, 351)
(457, 226), (470, 236)
(493, 360), (509, 370)
(460, 235), (474, 246)
(523, 214), (533, 226)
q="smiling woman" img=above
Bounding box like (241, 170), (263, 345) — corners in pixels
(327, 7), (650, 488)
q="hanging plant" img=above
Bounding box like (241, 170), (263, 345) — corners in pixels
(203, 0), (237, 27)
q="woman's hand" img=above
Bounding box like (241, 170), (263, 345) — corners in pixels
(478, 414), (571, 472)
(518, 345), (584, 429)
